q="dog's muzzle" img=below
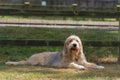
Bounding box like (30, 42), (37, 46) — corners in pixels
(71, 43), (78, 51)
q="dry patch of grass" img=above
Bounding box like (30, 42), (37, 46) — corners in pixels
(0, 64), (120, 80)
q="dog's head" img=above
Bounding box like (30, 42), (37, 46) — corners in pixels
(63, 35), (83, 61)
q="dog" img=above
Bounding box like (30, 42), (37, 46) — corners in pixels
(6, 35), (104, 70)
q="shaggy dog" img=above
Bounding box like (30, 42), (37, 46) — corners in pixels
(6, 35), (104, 70)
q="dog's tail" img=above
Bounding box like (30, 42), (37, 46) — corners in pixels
(5, 61), (29, 65)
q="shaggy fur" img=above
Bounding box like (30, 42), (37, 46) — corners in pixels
(6, 35), (104, 70)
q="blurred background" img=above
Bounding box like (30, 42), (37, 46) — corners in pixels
(0, 0), (120, 64)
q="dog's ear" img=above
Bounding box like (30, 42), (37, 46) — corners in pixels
(77, 41), (88, 62)
(62, 42), (67, 55)
(77, 39), (84, 58)
(62, 36), (69, 54)
(78, 37), (84, 54)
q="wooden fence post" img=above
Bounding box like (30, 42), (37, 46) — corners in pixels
(117, 17), (120, 64)
(117, 4), (120, 64)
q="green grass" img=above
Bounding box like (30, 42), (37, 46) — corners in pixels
(0, 46), (62, 63)
(0, 15), (117, 21)
(0, 27), (119, 80)
(0, 46), (118, 64)
(0, 64), (120, 80)
(0, 27), (118, 41)
(0, 27), (119, 63)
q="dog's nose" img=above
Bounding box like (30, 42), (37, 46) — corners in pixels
(73, 44), (77, 47)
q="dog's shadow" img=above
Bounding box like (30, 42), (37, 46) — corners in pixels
(1, 64), (120, 79)
(0, 65), (63, 75)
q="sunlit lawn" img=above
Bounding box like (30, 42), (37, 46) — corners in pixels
(0, 27), (118, 41)
(0, 15), (117, 21)
(0, 64), (120, 80)
(0, 45), (119, 80)
(0, 27), (119, 80)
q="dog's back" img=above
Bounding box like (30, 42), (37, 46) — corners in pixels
(6, 52), (61, 67)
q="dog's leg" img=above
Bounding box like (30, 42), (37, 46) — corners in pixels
(78, 53), (104, 69)
(80, 54), (104, 69)
(5, 60), (29, 65)
(69, 62), (85, 70)
(80, 61), (104, 69)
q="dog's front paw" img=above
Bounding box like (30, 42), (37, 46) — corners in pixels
(70, 62), (85, 70)
(96, 66), (104, 69)
(78, 65), (85, 70)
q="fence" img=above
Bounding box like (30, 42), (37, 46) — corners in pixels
(0, 40), (119, 47)
(0, 0), (117, 7)
(0, 3), (120, 63)
(0, 3), (119, 17)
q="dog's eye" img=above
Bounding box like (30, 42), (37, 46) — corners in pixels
(76, 40), (79, 42)
(69, 39), (73, 43)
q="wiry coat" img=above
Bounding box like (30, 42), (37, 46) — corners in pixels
(6, 35), (104, 70)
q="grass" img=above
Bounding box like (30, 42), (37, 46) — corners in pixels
(0, 27), (119, 80)
(0, 27), (119, 63)
(0, 46), (62, 63)
(0, 27), (118, 41)
(0, 64), (120, 80)
(0, 46), (118, 64)
(0, 27), (119, 62)
(0, 15), (117, 21)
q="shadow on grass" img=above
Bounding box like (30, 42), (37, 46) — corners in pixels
(74, 64), (120, 79)
(0, 65), (62, 74)
(0, 64), (120, 79)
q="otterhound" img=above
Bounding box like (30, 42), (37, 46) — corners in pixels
(6, 35), (104, 70)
